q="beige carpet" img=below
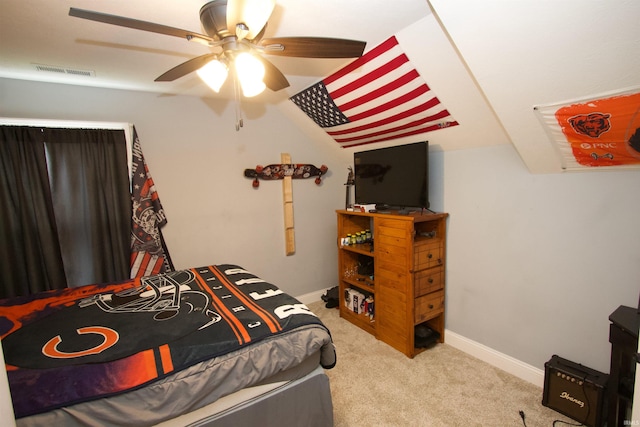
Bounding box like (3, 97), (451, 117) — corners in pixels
(308, 301), (576, 427)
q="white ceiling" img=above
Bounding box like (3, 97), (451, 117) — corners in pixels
(0, 0), (432, 103)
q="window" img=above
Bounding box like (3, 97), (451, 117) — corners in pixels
(0, 121), (133, 297)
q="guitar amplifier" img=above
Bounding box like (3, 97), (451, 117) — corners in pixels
(542, 355), (609, 427)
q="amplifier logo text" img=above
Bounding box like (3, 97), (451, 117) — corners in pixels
(560, 391), (585, 408)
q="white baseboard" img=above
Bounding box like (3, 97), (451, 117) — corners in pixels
(445, 329), (545, 388)
(296, 289), (328, 305)
(298, 294), (545, 388)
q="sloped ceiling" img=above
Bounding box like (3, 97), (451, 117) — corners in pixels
(1, 1), (639, 173)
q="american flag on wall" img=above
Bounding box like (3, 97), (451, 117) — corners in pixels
(130, 127), (173, 278)
(290, 36), (458, 148)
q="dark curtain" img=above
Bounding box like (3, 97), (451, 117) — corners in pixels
(44, 128), (131, 287)
(0, 126), (132, 298)
(0, 127), (67, 297)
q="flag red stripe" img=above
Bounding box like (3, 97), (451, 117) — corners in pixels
(330, 109), (453, 142)
(130, 252), (138, 268)
(338, 68), (421, 112)
(328, 98), (444, 136)
(133, 253), (151, 278)
(340, 121), (459, 148)
(324, 36), (399, 86)
(149, 258), (165, 276)
(330, 53), (409, 100)
(130, 252), (164, 278)
(342, 85), (432, 126)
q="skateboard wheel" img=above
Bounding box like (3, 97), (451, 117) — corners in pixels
(252, 178), (260, 188)
(315, 177), (322, 185)
(320, 165), (328, 173)
(255, 165), (263, 173)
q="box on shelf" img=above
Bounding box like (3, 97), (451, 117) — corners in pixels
(352, 204), (376, 213)
(344, 288), (365, 314)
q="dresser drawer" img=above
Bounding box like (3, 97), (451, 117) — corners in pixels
(414, 267), (443, 297)
(415, 290), (444, 323)
(414, 240), (443, 270)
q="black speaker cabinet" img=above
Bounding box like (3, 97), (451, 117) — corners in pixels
(543, 355), (609, 427)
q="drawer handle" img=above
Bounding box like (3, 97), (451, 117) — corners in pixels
(428, 304), (434, 309)
(428, 253), (433, 259)
(428, 278), (433, 283)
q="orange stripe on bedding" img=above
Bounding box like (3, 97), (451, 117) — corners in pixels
(159, 344), (173, 374)
(210, 266), (282, 333)
(192, 271), (250, 344)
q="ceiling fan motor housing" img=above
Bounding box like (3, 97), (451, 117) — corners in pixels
(200, 0), (231, 39)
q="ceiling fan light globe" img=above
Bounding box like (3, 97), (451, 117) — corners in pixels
(197, 59), (229, 92)
(226, 0), (276, 40)
(235, 53), (264, 94)
(234, 53), (266, 97)
(240, 80), (266, 97)
(235, 52), (265, 77)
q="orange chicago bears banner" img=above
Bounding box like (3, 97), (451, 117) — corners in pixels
(535, 87), (640, 169)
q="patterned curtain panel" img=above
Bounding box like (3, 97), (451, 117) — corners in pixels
(129, 127), (173, 278)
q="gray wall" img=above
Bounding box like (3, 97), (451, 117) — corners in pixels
(432, 144), (640, 371)
(2, 77), (639, 373)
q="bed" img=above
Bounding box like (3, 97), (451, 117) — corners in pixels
(0, 264), (335, 426)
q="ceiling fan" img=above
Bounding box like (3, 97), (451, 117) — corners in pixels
(68, 0), (367, 99)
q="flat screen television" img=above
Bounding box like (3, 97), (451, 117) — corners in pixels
(354, 141), (429, 211)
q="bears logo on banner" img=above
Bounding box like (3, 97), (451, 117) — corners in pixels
(535, 87), (640, 169)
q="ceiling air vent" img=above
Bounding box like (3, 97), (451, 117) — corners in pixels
(34, 64), (95, 77)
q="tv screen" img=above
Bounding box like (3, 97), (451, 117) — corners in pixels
(354, 141), (429, 210)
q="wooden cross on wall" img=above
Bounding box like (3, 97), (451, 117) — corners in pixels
(244, 153), (328, 256)
(281, 153), (296, 255)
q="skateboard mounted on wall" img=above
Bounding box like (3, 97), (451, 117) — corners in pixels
(244, 163), (328, 188)
(244, 154), (328, 256)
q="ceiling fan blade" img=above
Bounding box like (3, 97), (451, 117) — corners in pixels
(155, 53), (217, 82)
(226, 0), (275, 40)
(259, 37), (366, 58)
(69, 8), (214, 45)
(255, 56), (290, 92)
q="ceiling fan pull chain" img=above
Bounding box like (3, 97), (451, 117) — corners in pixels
(233, 74), (244, 131)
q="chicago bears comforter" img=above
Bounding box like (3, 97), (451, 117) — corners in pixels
(0, 265), (335, 422)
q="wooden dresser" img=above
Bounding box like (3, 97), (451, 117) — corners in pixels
(336, 209), (448, 357)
